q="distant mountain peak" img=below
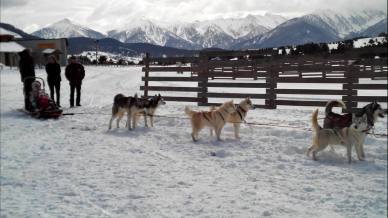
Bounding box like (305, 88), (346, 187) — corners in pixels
(32, 18), (106, 39)
(56, 18), (72, 24)
(308, 9), (387, 37)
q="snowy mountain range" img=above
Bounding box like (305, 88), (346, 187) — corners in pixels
(32, 18), (105, 39)
(106, 19), (197, 49)
(26, 9), (388, 50)
(30, 13), (287, 49)
(235, 9), (387, 49)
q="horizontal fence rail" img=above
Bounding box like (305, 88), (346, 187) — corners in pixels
(141, 50), (388, 112)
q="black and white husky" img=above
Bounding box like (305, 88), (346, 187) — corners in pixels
(324, 100), (386, 129)
(134, 94), (166, 128)
(108, 94), (165, 130)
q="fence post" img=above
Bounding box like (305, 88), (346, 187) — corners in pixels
(143, 53), (150, 98)
(198, 52), (209, 106)
(252, 62), (258, 80)
(342, 65), (358, 113)
(265, 65), (277, 109)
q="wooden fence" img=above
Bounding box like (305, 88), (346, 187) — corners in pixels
(141, 50), (388, 112)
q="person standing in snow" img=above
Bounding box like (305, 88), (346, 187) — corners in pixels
(45, 55), (62, 107)
(65, 56), (85, 107)
(18, 49), (36, 111)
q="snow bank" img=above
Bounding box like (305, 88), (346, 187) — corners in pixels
(1, 66), (387, 217)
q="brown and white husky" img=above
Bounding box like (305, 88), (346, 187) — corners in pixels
(210, 97), (255, 139)
(185, 100), (235, 141)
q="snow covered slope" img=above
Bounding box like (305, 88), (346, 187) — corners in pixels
(235, 9), (387, 49)
(176, 13), (286, 39)
(0, 27), (21, 38)
(0, 23), (40, 40)
(1, 67), (387, 217)
(32, 18), (106, 39)
(109, 14), (286, 49)
(236, 16), (340, 49)
(357, 18), (388, 37)
(107, 19), (197, 49)
(314, 9), (387, 38)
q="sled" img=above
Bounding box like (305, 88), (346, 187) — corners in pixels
(22, 76), (63, 119)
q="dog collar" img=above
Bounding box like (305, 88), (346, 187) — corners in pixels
(362, 126), (373, 133)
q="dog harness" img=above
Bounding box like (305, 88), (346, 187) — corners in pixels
(217, 109), (227, 122)
(236, 105), (246, 121)
(326, 112), (352, 128)
(202, 112), (211, 122)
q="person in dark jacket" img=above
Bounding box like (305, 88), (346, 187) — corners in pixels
(65, 56), (85, 107)
(45, 55), (62, 107)
(18, 49), (36, 111)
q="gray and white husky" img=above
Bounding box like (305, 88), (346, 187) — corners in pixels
(108, 93), (165, 130)
(307, 109), (369, 164)
(134, 94), (166, 128)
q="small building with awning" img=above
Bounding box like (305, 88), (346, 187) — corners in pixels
(16, 38), (68, 66)
(0, 40), (25, 67)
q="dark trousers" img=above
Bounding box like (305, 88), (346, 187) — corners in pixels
(23, 79), (34, 111)
(48, 81), (61, 106)
(69, 83), (81, 106)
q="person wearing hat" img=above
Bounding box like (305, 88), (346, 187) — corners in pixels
(65, 56), (85, 107)
(18, 49), (36, 111)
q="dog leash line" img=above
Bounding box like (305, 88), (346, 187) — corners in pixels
(61, 111), (388, 137)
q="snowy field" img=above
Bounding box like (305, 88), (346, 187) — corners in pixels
(1, 66), (387, 218)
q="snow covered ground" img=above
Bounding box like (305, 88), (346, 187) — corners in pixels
(1, 66), (387, 218)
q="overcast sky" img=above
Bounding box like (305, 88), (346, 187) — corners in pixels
(1, 0), (387, 33)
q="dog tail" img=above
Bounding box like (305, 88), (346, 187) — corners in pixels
(113, 94), (125, 104)
(311, 109), (322, 132)
(325, 100), (346, 115)
(184, 106), (195, 117)
(112, 94), (125, 115)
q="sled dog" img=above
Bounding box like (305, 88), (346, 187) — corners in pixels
(307, 109), (369, 163)
(210, 97), (255, 139)
(185, 100), (235, 141)
(324, 100), (386, 129)
(108, 93), (137, 130)
(108, 94), (166, 130)
(134, 94), (166, 128)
